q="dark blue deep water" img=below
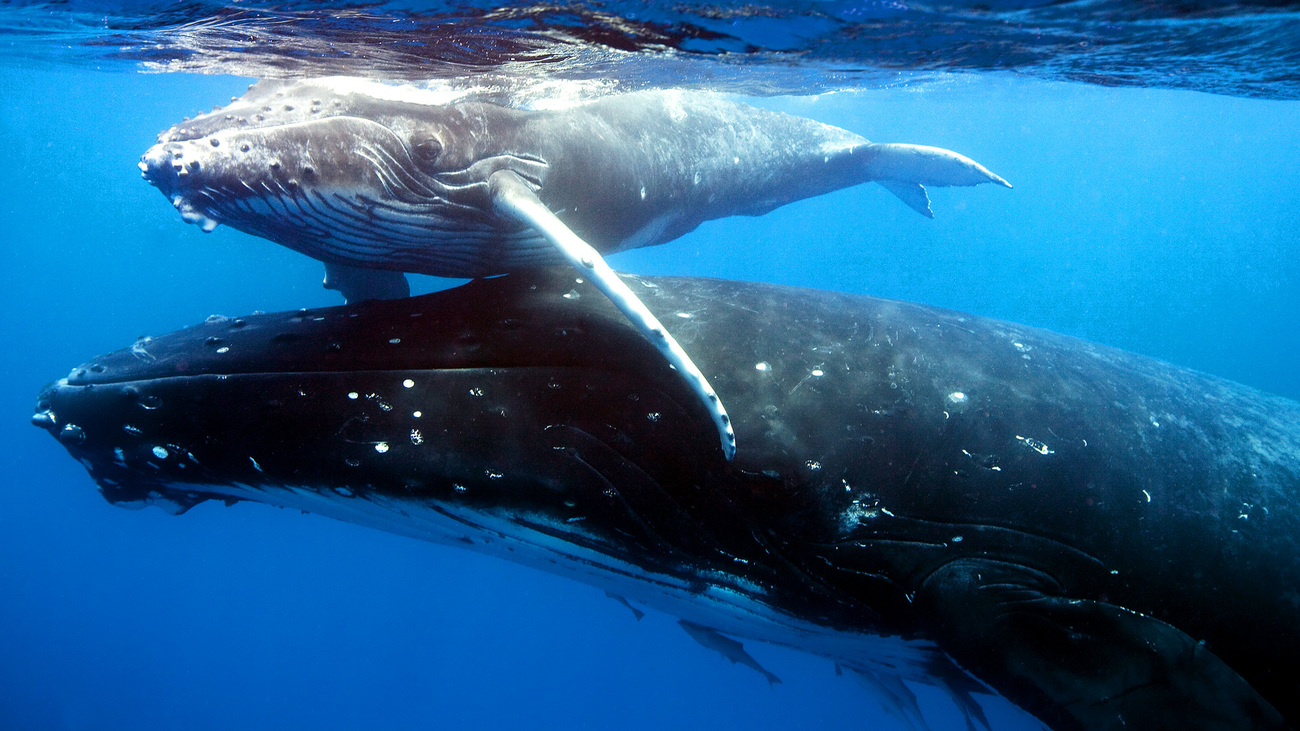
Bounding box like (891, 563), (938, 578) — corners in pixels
(1, 3), (1298, 729)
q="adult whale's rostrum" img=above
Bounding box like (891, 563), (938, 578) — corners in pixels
(33, 270), (1297, 729)
(138, 78), (1012, 461)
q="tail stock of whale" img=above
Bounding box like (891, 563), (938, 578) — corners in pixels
(864, 143), (1013, 218)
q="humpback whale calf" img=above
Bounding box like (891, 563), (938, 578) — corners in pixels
(138, 79), (1011, 460)
(34, 270), (1297, 730)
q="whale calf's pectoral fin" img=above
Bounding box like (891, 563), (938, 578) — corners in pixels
(678, 620), (782, 687)
(878, 181), (934, 218)
(918, 558), (1286, 731)
(322, 262), (410, 304)
(487, 169), (736, 461)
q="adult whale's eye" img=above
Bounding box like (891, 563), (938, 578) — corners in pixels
(411, 134), (443, 170)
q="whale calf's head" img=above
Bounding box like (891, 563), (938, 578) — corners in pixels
(140, 79), (549, 277)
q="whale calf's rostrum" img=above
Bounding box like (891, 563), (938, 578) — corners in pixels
(139, 79), (1012, 460)
(34, 270), (1298, 730)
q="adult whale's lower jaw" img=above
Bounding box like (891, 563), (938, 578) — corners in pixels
(34, 270), (1298, 730)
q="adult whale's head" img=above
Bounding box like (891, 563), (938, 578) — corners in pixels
(34, 270), (1297, 730)
(139, 78), (550, 276)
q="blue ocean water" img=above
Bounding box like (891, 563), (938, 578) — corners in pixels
(2, 7), (1298, 731)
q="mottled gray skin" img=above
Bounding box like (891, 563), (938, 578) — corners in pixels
(35, 271), (1298, 730)
(141, 80), (1007, 278)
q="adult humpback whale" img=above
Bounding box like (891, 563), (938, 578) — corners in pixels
(138, 79), (1012, 460)
(33, 270), (1297, 730)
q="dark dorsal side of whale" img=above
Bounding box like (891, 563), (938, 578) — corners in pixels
(35, 271), (1299, 730)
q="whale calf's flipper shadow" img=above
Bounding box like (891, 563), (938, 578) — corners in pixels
(489, 169), (737, 461)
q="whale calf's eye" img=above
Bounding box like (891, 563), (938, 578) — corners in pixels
(411, 135), (443, 170)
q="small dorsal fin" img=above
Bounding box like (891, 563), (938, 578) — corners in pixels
(877, 180), (934, 218)
(323, 262), (410, 303)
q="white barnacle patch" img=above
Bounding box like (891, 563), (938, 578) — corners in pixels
(563, 289), (581, 300)
(805, 460), (822, 471)
(811, 368), (824, 377)
(347, 392), (359, 400)
(647, 412), (661, 422)
(388, 338), (401, 344)
(676, 312), (692, 319)
(402, 379), (415, 389)
(755, 362), (770, 372)
(485, 470), (503, 480)
(1015, 435), (1055, 455)
(151, 445), (169, 459)
(412, 411), (423, 418)
(841, 499), (881, 531)
(123, 424), (142, 435)
(374, 442), (390, 454)
(947, 391), (968, 404)
(410, 429), (424, 445)
(469, 387), (484, 397)
(216, 346), (230, 354)
(131, 337), (156, 362)
(640, 186), (647, 200)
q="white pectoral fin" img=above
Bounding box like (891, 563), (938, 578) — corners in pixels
(322, 262), (411, 303)
(867, 143), (1011, 217)
(488, 170), (736, 461)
